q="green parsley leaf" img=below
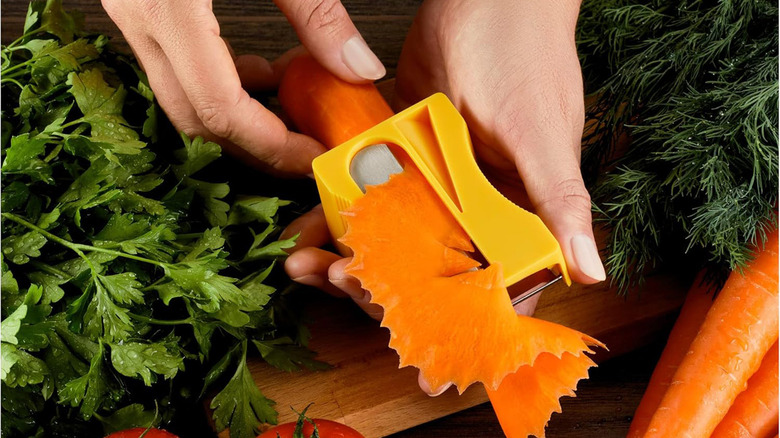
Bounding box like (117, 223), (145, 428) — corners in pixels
(1, 343), (21, 380)
(211, 341), (277, 438)
(83, 280), (134, 343)
(252, 338), (330, 372)
(98, 273), (144, 306)
(244, 232), (297, 262)
(110, 340), (184, 386)
(173, 133), (222, 178)
(3, 345), (49, 388)
(2, 231), (47, 265)
(2, 134), (53, 184)
(59, 341), (108, 419)
(185, 177), (231, 227)
(228, 196), (292, 225)
(67, 69), (138, 141)
(40, 0), (80, 44)
(99, 403), (160, 434)
(1, 304), (27, 344)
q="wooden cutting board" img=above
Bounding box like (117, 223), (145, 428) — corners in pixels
(224, 260), (688, 438)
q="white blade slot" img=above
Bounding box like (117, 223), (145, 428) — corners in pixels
(349, 144), (404, 192)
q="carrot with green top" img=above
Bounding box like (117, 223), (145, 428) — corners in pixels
(710, 342), (778, 438)
(627, 271), (715, 437)
(643, 228), (779, 438)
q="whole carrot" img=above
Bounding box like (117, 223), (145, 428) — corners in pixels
(627, 271), (715, 438)
(278, 54), (393, 149)
(710, 342), (778, 438)
(643, 228), (779, 438)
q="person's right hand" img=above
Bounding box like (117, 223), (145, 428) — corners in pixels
(101, 0), (386, 175)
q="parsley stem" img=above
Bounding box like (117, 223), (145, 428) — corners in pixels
(1, 212), (169, 269)
(2, 212), (98, 276)
(1, 58), (34, 75)
(59, 117), (86, 130)
(0, 78), (24, 88)
(29, 260), (70, 279)
(71, 244), (169, 268)
(128, 313), (193, 326)
(5, 26), (48, 49)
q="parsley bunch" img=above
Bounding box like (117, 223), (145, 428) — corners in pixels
(1, 2), (325, 437)
(578, 0), (778, 290)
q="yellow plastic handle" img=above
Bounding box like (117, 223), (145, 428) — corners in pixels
(313, 93), (570, 286)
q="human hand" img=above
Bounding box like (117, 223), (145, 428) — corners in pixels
(392, 0), (606, 287)
(101, 0), (386, 175)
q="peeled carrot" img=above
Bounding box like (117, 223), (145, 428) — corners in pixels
(627, 271), (715, 437)
(643, 228), (779, 438)
(278, 54), (393, 148)
(710, 342), (779, 438)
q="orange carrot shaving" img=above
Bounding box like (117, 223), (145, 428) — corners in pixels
(627, 271), (715, 437)
(643, 228), (779, 438)
(487, 351), (597, 438)
(710, 342), (778, 438)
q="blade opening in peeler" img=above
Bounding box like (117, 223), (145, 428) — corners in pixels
(349, 144), (404, 192)
(511, 274), (563, 306)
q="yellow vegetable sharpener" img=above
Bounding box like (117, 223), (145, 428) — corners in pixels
(311, 93), (570, 300)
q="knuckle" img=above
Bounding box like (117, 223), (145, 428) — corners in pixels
(196, 102), (234, 139)
(302, 0), (345, 33)
(539, 178), (592, 218)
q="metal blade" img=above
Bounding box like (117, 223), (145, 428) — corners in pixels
(511, 275), (563, 306)
(349, 144), (403, 192)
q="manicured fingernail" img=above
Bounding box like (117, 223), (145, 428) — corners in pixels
(341, 36), (385, 80)
(571, 234), (607, 281)
(427, 382), (452, 397)
(418, 372), (452, 397)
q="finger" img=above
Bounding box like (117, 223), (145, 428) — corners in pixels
(285, 247), (347, 297)
(150, 5), (326, 174)
(514, 140), (606, 284)
(234, 54), (278, 91)
(417, 372), (452, 397)
(280, 205), (331, 253)
(118, 31), (208, 138)
(328, 258), (384, 320)
(273, 0), (385, 82)
(512, 290), (541, 316)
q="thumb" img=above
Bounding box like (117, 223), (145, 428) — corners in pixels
(515, 146), (606, 284)
(274, 0), (386, 82)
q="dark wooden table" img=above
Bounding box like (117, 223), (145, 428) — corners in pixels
(1, 1), (669, 436)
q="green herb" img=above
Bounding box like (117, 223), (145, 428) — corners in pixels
(578, 0), (778, 290)
(1, 2), (326, 437)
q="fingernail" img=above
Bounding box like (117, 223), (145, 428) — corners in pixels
(427, 382), (452, 397)
(570, 234), (607, 281)
(330, 278), (366, 301)
(341, 36), (386, 80)
(292, 274), (322, 285)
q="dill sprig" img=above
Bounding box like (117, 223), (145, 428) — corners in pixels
(577, 0), (778, 291)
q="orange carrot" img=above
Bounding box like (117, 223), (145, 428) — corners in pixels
(710, 342), (779, 438)
(627, 271), (715, 437)
(643, 228), (779, 438)
(278, 54), (393, 149)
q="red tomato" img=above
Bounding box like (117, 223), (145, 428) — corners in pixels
(257, 419), (364, 438)
(105, 428), (179, 438)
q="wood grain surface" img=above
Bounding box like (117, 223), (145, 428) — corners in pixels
(1, 2), (684, 437)
(237, 253), (686, 438)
